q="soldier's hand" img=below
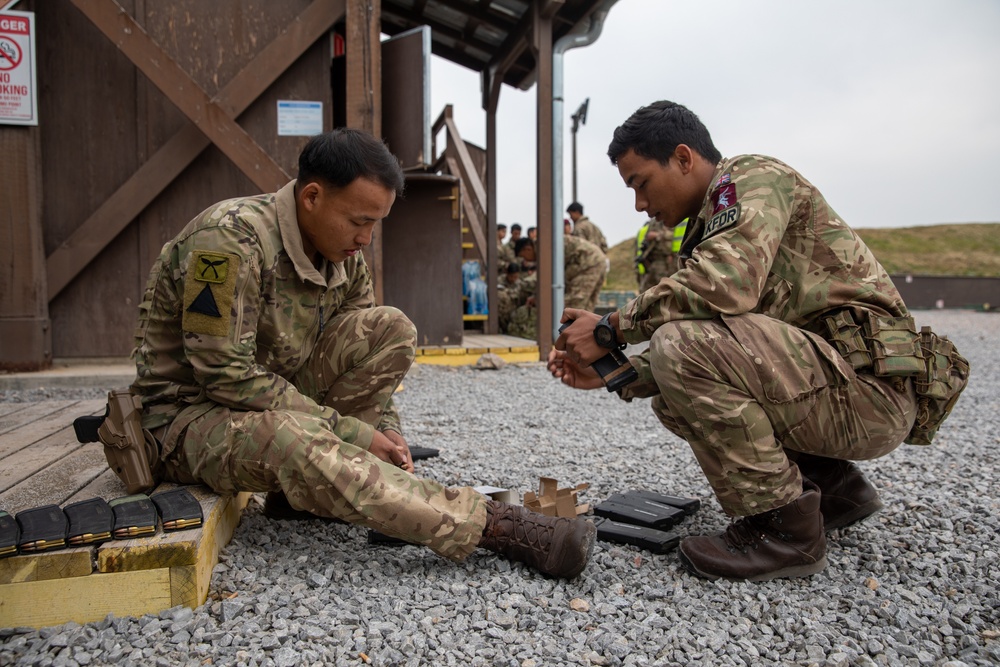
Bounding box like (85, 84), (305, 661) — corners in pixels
(547, 348), (604, 390)
(370, 430), (414, 473)
(555, 308), (604, 367)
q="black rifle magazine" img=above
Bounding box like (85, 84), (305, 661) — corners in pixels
(0, 510), (19, 558)
(594, 517), (680, 554)
(625, 489), (701, 516)
(15, 504), (68, 553)
(408, 446), (440, 461)
(593, 499), (683, 530)
(151, 488), (203, 532)
(109, 494), (158, 540)
(64, 498), (114, 546)
(605, 493), (687, 528)
(367, 529), (411, 546)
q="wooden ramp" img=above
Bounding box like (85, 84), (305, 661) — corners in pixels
(416, 333), (540, 366)
(0, 400), (249, 629)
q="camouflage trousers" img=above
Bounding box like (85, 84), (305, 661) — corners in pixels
(647, 313), (917, 517)
(159, 306), (487, 561)
(566, 263), (606, 312)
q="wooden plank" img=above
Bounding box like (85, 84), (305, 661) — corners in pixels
(0, 403), (32, 419)
(63, 468), (127, 506)
(0, 548), (94, 586)
(47, 0), (347, 300)
(0, 568), (172, 629)
(99, 486), (250, 573)
(0, 442), (109, 512)
(171, 490), (250, 608)
(0, 400), (80, 437)
(0, 399), (102, 461)
(69, 0), (290, 194)
(0, 432), (86, 495)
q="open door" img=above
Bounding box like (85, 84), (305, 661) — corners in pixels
(381, 26), (431, 170)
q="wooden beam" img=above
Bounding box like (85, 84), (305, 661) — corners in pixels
(347, 0), (383, 302)
(69, 0), (290, 192)
(46, 0), (346, 301)
(533, 3), (554, 359)
(485, 69), (502, 334)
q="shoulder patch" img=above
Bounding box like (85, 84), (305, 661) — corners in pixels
(711, 183), (737, 214)
(705, 203), (741, 238)
(714, 173), (731, 188)
(183, 251), (241, 337)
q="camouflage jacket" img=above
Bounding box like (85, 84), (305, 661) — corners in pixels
(572, 216), (608, 254)
(634, 217), (677, 285)
(619, 155), (908, 392)
(565, 234), (606, 277)
(132, 180), (392, 456)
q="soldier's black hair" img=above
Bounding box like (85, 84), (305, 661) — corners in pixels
(607, 100), (722, 166)
(506, 262), (521, 274)
(297, 129), (405, 196)
(513, 238), (534, 256)
(511, 223), (522, 232)
(566, 202), (583, 214)
(498, 223), (507, 231)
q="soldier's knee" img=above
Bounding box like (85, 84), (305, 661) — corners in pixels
(371, 306), (417, 347)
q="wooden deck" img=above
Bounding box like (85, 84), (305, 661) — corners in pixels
(0, 399), (249, 629)
(416, 333), (540, 365)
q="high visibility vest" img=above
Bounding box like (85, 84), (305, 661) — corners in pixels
(635, 221), (651, 275)
(672, 218), (688, 253)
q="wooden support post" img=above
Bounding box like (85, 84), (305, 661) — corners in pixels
(484, 68), (502, 335)
(533, 4), (554, 359)
(0, 126), (51, 371)
(346, 0), (384, 302)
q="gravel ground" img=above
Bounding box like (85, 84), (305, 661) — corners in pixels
(2, 310), (998, 666)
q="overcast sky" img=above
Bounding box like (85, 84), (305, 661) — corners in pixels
(428, 0), (1000, 248)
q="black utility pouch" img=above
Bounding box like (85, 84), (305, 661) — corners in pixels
(151, 488), (203, 532)
(603, 493), (686, 528)
(408, 446), (440, 461)
(16, 505), (68, 553)
(593, 500), (680, 530)
(594, 517), (679, 554)
(621, 490), (701, 516)
(64, 498), (114, 546)
(109, 494), (158, 539)
(0, 510), (20, 558)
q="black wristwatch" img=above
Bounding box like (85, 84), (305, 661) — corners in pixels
(593, 312), (624, 350)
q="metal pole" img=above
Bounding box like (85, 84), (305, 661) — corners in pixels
(572, 127), (578, 203)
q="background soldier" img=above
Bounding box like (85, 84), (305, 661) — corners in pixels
(131, 129), (595, 579)
(634, 216), (677, 292)
(566, 202), (609, 254)
(549, 101), (966, 582)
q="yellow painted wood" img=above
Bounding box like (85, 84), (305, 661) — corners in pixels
(0, 568), (172, 629)
(462, 314), (488, 321)
(0, 547), (94, 585)
(415, 348), (446, 356)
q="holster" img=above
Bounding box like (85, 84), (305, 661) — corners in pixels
(74, 389), (162, 495)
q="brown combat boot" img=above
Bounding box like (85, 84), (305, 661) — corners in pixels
(793, 453), (884, 531)
(678, 486), (827, 582)
(478, 500), (596, 579)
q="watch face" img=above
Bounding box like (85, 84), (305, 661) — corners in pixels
(596, 325), (615, 347)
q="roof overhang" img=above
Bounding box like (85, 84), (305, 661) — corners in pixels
(380, 0), (607, 90)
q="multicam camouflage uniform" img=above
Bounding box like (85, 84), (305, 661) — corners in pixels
(564, 235), (607, 311)
(571, 216), (609, 254)
(497, 242), (516, 278)
(132, 181), (486, 560)
(506, 236), (606, 340)
(616, 155), (918, 517)
(634, 217), (677, 293)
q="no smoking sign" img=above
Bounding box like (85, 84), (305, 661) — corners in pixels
(0, 9), (36, 125)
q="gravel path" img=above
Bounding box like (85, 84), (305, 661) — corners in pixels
(2, 310), (998, 666)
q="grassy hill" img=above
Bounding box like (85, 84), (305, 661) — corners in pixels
(605, 223), (1000, 291)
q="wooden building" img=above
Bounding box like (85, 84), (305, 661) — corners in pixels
(0, 0), (614, 370)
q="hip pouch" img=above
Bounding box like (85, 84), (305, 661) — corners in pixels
(906, 327), (970, 446)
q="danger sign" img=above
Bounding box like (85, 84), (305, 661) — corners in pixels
(0, 10), (36, 126)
